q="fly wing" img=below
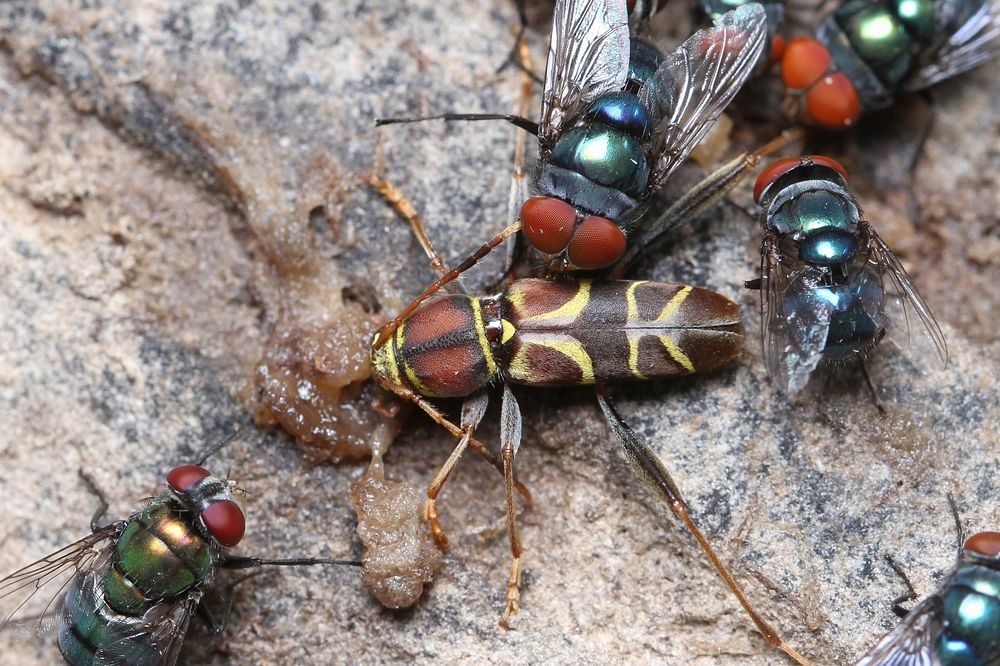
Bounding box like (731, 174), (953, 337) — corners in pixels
(760, 231), (832, 395)
(539, 0), (631, 149)
(92, 590), (202, 666)
(904, 0), (1000, 91)
(0, 523), (122, 636)
(855, 594), (944, 666)
(638, 4), (767, 190)
(859, 222), (948, 368)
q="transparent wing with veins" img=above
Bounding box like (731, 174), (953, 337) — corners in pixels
(859, 222), (948, 368)
(0, 523), (123, 636)
(760, 231), (834, 395)
(638, 4), (767, 191)
(905, 0), (1000, 91)
(539, 0), (631, 149)
(855, 594), (944, 666)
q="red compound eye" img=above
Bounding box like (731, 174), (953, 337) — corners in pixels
(567, 216), (627, 270)
(521, 197), (577, 255)
(808, 155), (848, 181)
(754, 157), (802, 203)
(754, 155), (850, 203)
(781, 38), (831, 90)
(201, 499), (245, 547)
(167, 465), (211, 493)
(768, 35), (786, 68)
(805, 73), (861, 129)
(965, 531), (1000, 558)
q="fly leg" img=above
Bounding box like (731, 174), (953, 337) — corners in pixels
(904, 92), (935, 227)
(78, 470), (111, 532)
(197, 571), (264, 635)
(497, 0), (528, 75)
(595, 386), (815, 666)
(496, 0), (543, 83)
(202, 556), (360, 633)
(883, 554), (919, 618)
(375, 113), (538, 135)
(857, 357), (886, 414)
(498, 383), (525, 629)
(424, 391), (490, 550)
(947, 492), (965, 556)
(613, 128), (804, 278)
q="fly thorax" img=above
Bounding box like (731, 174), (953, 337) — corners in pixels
(115, 500), (215, 601)
(626, 39), (664, 91)
(827, 0), (927, 95)
(548, 123), (649, 197)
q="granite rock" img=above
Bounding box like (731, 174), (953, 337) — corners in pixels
(0, 1), (998, 664)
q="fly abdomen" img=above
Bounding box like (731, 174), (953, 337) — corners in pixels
(58, 569), (159, 666)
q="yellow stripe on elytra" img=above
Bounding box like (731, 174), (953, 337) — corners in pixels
(471, 298), (498, 377)
(507, 336), (596, 384)
(659, 334), (695, 373)
(654, 285), (693, 323)
(525, 280), (592, 323)
(397, 322), (431, 395)
(508, 347), (530, 382)
(548, 339), (595, 383)
(626, 282), (648, 380)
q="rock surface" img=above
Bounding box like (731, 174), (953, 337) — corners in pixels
(0, 1), (998, 664)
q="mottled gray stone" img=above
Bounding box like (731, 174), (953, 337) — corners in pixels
(0, 1), (998, 665)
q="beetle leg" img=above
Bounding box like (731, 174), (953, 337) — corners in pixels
(424, 390), (491, 550)
(369, 172), (450, 280)
(382, 382), (532, 503)
(498, 383), (525, 629)
(372, 220), (523, 349)
(595, 386), (815, 666)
